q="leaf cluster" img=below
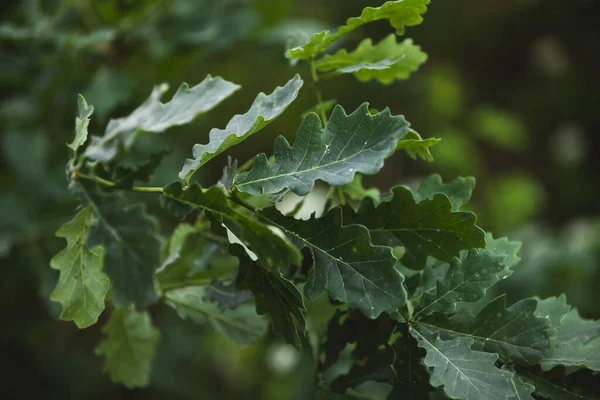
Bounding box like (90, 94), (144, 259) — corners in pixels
(45, 1), (600, 398)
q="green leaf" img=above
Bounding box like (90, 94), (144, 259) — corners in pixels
(340, 174), (381, 206)
(533, 295), (600, 371)
(156, 222), (237, 290)
(69, 95), (94, 153)
(484, 232), (522, 273)
(85, 75), (240, 162)
(540, 338), (600, 371)
(179, 75), (303, 183)
(95, 306), (160, 388)
(347, 186), (485, 268)
(411, 326), (514, 400)
(517, 370), (596, 400)
(111, 150), (167, 190)
(259, 207), (406, 318)
(165, 286), (267, 346)
(235, 253), (306, 349)
(81, 184), (161, 308)
(414, 174), (476, 211)
(395, 129), (440, 162)
(160, 183), (302, 272)
(507, 373), (535, 400)
(286, 0), (430, 61)
(49, 206), (109, 328)
(315, 35), (427, 84)
(419, 295), (550, 365)
(202, 280), (252, 311)
(413, 249), (508, 317)
(234, 103), (410, 196)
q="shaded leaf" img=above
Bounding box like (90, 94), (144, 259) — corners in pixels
(540, 338), (600, 371)
(165, 286), (267, 346)
(235, 103), (410, 196)
(95, 307), (160, 388)
(420, 295), (550, 365)
(81, 183), (161, 308)
(414, 174), (476, 211)
(260, 207), (406, 318)
(49, 206), (109, 328)
(287, 0), (430, 60)
(347, 186), (485, 268)
(156, 222), (237, 290)
(85, 75), (240, 162)
(235, 253), (306, 349)
(179, 74), (303, 183)
(411, 326), (514, 400)
(413, 249), (507, 317)
(517, 370), (596, 400)
(160, 183), (302, 273)
(111, 151), (167, 190)
(315, 35), (427, 84)
(202, 280), (252, 311)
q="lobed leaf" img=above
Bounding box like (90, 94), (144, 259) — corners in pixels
(95, 307), (160, 388)
(165, 286), (266, 346)
(396, 129), (441, 162)
(235, 253), (306, 349)
(346, 186), (486, 268)
(260, 207), (406, 318)
(179, 75), (303, 183)
(419, 295), (550, 365)
(81, 183), (161, 309)
(413, 249), (507, 317)
(411, 326), (514, 400)
(85, 75), (240, 162)
(534, 295), (600, 371)
(69, 95), (94, 153)
(49, 206), (109, 328)
(315, 35), (427, 84)
(517, 370), (596, 400)
(235, 103), (410, 196)
(286, 0), (430, 61)
(160, 182), (302, 272)
(413, 174), (476, 211)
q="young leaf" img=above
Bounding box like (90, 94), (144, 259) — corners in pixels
(396, 129), (441, 162)
(179, 75), (303, 183)
(260, 207), (406, 318)
(235, 253), (306, 349)
(85, 75), (240, 162)
(340, 174), (381, 206)
(202, 280), (252, 311)
(82, 184), (161, 309)
(165, 286), (267, 346)
(419, 295), (550, 365)
(315, 36), (427, 84)
(287, 0), (430, 61)
(160, 183), (302, 272)
(411, 326), (514, 400)
(346, 186), (485, 268)
(49, 206), (109, 328)
(413, 249), (507, 317)
(413, 174), (476, 211)
(234, 103), (410, 196)
(69, 95), (94, 153)
(95, 307), (160, 388)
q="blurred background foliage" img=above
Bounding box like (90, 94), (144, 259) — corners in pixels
(1, 0), (599, 398)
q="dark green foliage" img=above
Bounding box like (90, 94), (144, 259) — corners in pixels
(8, 1), (595, 398)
